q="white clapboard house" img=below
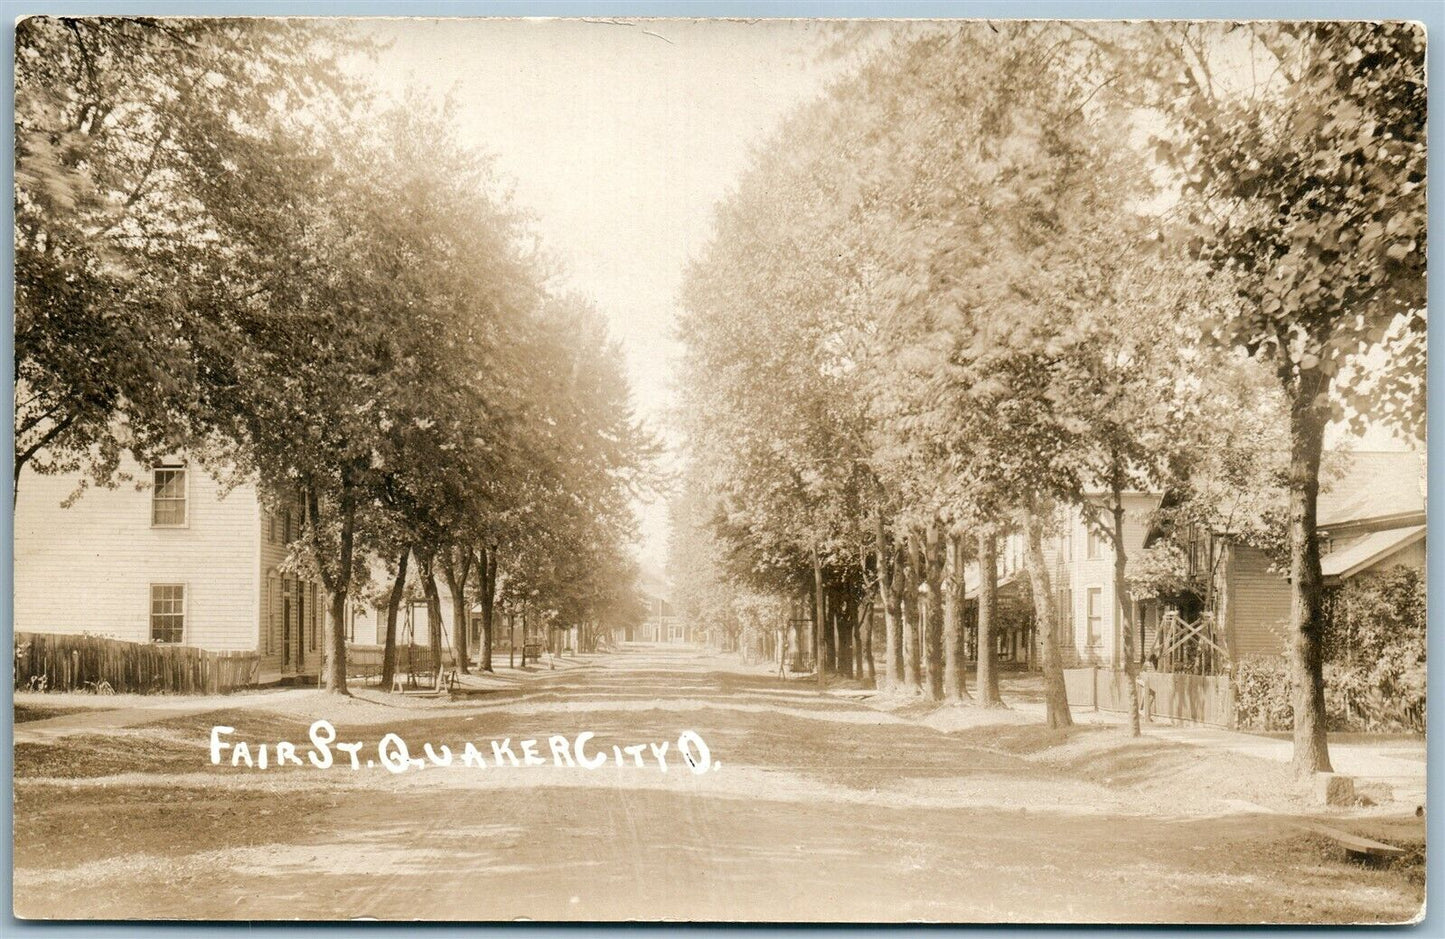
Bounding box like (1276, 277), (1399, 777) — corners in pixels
(14, 457), (329, 684)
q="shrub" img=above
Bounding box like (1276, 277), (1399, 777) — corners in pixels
(1234, 566), (1425, 733)
(1232, 657), (1294, 731)
(1323, 565), (1426, 668)
(1233, 658), (1425, 733)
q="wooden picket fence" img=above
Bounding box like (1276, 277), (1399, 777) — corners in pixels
(14, 632), (261, 695)
(1064, 666), (1236, 728)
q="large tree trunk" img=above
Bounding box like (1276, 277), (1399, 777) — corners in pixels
(851, 593), (864, 682)
(326, 587), (349, 694)
(1023, 510), (1071, 727)
(1111, 469), (1142, 738)
(791, 596), (808, 672)
(976, 528), (1003, 707)
(478, 545), (497, 672)
(380, 546), (409, 689)
(823, 582), (837, 675)
(873, 508), (901, 691)
(900, 538), (922, 695)
(812, 544), (826, 690)
(943, 529), (969, 702)
(440, 546), (474, 675)
(1287, 382), (1333, 773)
(860, 601), (875, 686)
(921, 523), (945, 701)
(309, 478), (355, 696)
(835, 589), (854, 678)
(888, 545), (906, 690)
(417, 549), (446, 672)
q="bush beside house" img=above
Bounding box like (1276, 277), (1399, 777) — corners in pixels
(1233, 567), (1426, 733)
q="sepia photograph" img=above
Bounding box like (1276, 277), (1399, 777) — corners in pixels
(9, 11), (1429, 924)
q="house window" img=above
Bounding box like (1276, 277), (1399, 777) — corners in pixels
(1063, 528), (1073, 563)
(1085, 587), (1103, 647)
(151, 467), (188, 527)
(1086, 527), (1103, 561)
(282, 508), (293, 543)
(150, 584), (185, 643)
(1057, 587), (1073, 632)
(267, 511), (277, 544)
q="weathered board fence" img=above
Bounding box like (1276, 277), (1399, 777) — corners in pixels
(14, 632), (260, 694)
(1064, 666), (1236, 728)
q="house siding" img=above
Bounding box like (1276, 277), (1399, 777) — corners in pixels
(14, 461), (260, 652)
(1049, 496), (1158, 669)
(258, 500), (326, 681)
(1225, 544), (1292, 660)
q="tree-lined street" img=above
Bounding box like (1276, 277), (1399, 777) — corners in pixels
(11, 16), (1428, 926)
(13, 647), (1424, 922)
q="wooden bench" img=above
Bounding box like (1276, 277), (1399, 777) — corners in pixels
(522, 640), (543, 665)
(395, 666), (457, 696)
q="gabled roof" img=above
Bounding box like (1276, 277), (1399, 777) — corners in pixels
(1321, 525), (1425, 581)
(1318, 451), (1426, 527)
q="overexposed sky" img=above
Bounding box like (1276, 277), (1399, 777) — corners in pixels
(356, 18), (856, 573)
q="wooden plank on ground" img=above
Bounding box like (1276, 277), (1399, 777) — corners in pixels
(1297, 822), (1406, 860)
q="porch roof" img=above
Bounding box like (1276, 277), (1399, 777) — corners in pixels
(962, 568), (1021, 601)
(1321, 525), (1425, 582)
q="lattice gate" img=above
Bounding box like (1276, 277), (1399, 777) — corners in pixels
(1152, 610), (1229, 675)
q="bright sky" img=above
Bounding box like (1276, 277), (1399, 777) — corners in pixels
(358, 18), (852, 574)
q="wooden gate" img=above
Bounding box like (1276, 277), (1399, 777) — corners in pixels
(1153, 611), (1229, 675)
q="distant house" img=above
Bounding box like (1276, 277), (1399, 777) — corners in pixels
(1049, 451), (1426, 670)
(949, 501), (1161, 671)
(960, 529), (1036, 667)
(15, 457), (327, 685)
(638, 565), (696, 643)
(637, 591), (684, 643)
(1044, 493), (1163, 669)
(17, 456), (559, 685)
(1193, 450), (1424, 663)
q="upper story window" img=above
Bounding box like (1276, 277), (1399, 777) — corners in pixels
(1086, 526), (1104, 561)
(151, 466), (188, 527)
(150, 584), (185, 643)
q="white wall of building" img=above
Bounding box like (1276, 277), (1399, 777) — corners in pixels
(1050, 495), (1159, 667)
(14, 460), (261, 651)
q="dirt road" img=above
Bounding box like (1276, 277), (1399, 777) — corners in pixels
(12, 646), (1425, 923)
